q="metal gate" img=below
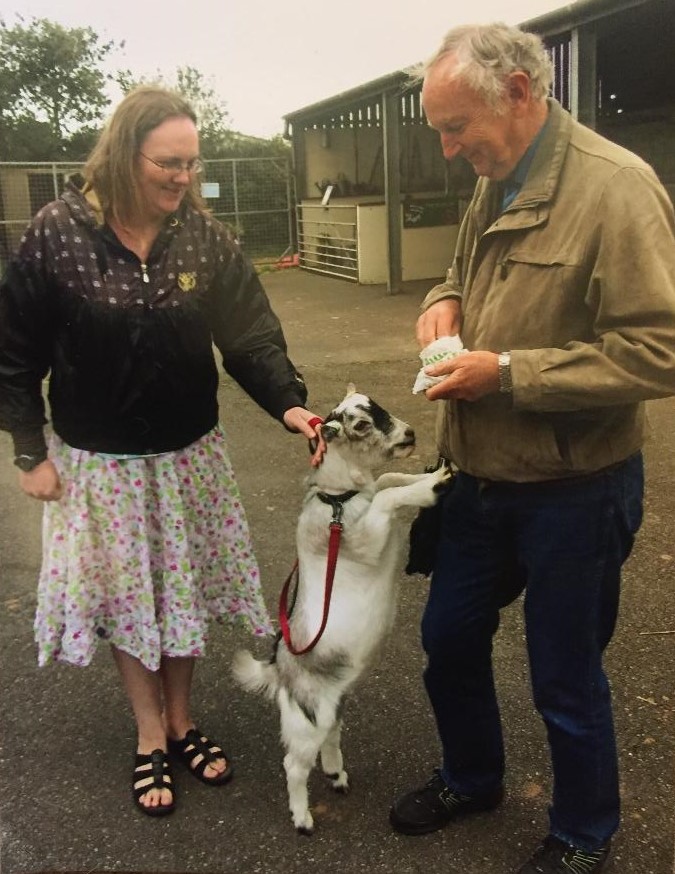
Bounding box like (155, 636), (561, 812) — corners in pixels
(296, 202), (358, 281)
(0, 156), (295, 271)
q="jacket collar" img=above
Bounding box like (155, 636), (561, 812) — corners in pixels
(509, 99), (571, 209)
(473, 99), (573, 234)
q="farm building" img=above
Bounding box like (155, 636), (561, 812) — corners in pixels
(283, 0), (674, 289)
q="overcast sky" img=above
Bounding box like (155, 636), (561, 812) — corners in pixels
(2, 0), (567, 138)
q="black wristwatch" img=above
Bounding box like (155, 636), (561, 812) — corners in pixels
(14, 453), (47, 472)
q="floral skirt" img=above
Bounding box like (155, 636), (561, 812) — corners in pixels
(35, 425), (273, 670)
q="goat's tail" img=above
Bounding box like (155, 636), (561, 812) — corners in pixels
(232, 649), (279, 699)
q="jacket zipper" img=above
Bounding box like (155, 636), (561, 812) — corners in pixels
(140, 262), (150, 283)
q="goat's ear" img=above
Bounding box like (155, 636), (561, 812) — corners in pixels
(321, 422), (341, 443)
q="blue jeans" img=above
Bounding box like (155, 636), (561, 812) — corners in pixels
(421, 454), (643, 852)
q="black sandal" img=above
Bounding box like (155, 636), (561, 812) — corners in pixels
(168, 728), (233, 786)
(133, 749), (176, 816)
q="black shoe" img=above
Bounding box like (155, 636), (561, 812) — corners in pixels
(389, 769), (503, 835)
(517, 836), (611, 874)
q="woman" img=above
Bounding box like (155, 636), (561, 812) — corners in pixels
(0, 86), (324, 817)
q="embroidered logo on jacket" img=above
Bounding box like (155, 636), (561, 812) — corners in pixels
(178, 272), (197, 292)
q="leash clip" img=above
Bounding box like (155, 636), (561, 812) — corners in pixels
(330, 502), (345, 528)
(317, 490), (357, 529)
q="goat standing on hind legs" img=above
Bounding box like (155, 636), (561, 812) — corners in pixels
(233, 386), (450, 834)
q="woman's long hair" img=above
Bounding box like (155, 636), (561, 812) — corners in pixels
(83, 85), (207, 224)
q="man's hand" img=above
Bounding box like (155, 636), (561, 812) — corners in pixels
(416, 298), (462, 347)
(18, 459), (63, 501)
(425, 351), (500, 401)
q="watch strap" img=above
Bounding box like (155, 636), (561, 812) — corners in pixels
(498, 352), (513, 394)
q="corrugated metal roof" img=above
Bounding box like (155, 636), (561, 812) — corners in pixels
(283, 70), (413, 124)
(520, 0), (649, 36)
(284, 0), (653, 124)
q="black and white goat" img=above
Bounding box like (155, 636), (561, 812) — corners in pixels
(232, 386), (449, 833)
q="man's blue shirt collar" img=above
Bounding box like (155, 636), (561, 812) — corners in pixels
(501, 114), (550, 210)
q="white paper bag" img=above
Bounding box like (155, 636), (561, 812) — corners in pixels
(412, 335), (466, 394)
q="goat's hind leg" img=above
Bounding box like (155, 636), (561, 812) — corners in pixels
(279, 690), (326, 835)
(320, 717), (349, 794)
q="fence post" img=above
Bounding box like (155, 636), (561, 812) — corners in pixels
(232, 159), (240, 240)
(285, 161), (294, 254)
(51, 163), (60, 200)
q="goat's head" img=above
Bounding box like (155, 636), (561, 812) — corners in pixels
(320, 385), (416, 461)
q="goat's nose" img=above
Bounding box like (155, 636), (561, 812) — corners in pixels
(405, 427), (415, 442)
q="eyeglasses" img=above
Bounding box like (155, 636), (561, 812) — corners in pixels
(139, 152), (204, 175)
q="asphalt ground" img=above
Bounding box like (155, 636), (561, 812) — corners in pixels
(0, 267), (673, 874)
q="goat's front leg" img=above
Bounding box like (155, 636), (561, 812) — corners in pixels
(371, 464), (452, 514)
(354, 466), (451, 556)
(374, 472), (432, 492)
(320, 718), (349, 793)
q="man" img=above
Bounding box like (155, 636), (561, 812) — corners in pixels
(389, 23), (675, 874)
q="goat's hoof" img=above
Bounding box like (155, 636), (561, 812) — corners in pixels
(292, 812), (314, 835)
(432, 465), (454, 492)
(327, 771), (350, 793)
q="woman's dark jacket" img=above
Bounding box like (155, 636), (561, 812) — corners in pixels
(0, 180), (307, 457)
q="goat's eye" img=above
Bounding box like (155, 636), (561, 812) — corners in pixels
(352, 420), (371, 433)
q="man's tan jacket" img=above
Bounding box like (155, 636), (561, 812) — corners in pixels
(423, 99), (675, 481)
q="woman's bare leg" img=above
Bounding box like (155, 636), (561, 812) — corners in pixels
(112, 646), (173, 809)
(161, 655), (226, 778)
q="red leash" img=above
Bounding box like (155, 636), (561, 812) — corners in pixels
(278, 490), (357, 656)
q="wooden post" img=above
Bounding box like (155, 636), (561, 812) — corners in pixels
(382, 90), (402, 294)
(570, 24), (597, 129)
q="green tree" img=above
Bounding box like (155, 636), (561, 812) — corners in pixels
(117, 65), (292, 160)
(116, 65), (235, 155)
(0, 16), (121, 159)
(175, 66), (234, 154)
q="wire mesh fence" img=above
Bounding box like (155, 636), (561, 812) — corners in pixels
(0, 156), (295, 273)
(201, 157), (295, 260)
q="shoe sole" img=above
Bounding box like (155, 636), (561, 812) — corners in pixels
(389, 794), (503, 836)
(517, 842), (611, 873)
(389, 810), (452, 835)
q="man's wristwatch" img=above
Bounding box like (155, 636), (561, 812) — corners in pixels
(498, 352), (513, 394)
(14, 453), (47, 472)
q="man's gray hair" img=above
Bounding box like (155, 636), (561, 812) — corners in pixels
(420, 22), (553, 106)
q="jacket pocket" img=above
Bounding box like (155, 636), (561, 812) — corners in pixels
(498, 247), (578, 281)
(491, 249), (588, 349)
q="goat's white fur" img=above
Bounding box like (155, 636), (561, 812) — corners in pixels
(233, 388), (449, 833)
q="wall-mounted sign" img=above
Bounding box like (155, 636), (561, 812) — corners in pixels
(201, 182), (220, 199)
(403, 198), (458, 229)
